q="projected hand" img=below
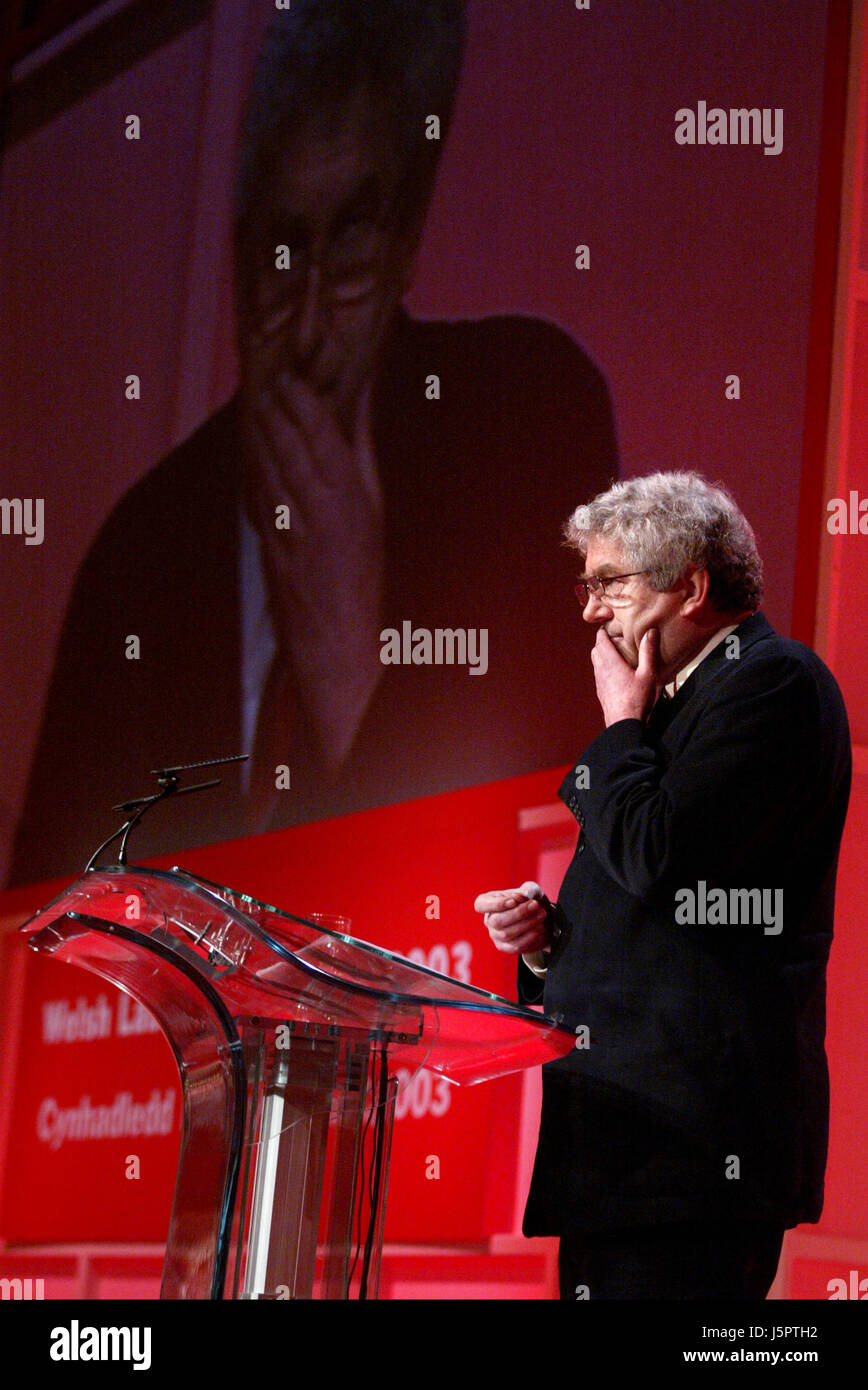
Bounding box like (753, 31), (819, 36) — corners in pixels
(242, 371), (384, 769)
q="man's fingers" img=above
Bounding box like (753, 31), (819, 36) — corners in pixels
(491, 928), (546, 955)
(248, 393), (324, 527)
(637, 626), (660, 678)
(275, 374), (347, 485)
(255, 388), (314, 484)
(247, 413), (301, 506)
(518, 880), (545, 901)
(484, 905), (545, 939)
(475, 887), (550, 955)
(473, 889), (523, 914)
(591, 627), (620, 671)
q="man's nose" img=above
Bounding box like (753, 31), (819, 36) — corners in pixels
(292, 263), (327, 367)
(582, 590), (612, 624)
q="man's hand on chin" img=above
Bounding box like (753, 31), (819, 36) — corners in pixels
(591, 626), (662, 727)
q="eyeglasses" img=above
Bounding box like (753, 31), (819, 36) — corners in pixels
(574, 572), (649, 606)
(240, 216), (393, 349)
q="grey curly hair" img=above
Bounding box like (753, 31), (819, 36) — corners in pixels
(564, 472), (763, 612)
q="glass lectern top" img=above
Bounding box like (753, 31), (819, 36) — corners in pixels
(23, 864), (575, 1083)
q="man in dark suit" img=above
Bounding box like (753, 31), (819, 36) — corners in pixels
(476, 471), (851, 1299)
(8, 0), (617, 885)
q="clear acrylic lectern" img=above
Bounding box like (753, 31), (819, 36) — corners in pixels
(21, 865), (574, 1299)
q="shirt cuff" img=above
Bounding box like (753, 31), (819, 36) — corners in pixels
(521, 950), (549, 978)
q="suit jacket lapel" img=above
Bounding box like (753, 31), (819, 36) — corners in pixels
(647, 611), (776, 741)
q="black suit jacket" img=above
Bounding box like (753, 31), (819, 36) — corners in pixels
(10, 310), (617, 884)
(521, 612), (851, 1234)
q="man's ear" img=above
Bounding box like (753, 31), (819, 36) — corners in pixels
(680, 565), (710, 615)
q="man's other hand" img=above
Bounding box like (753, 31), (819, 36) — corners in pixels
(474, 883), (553, 955)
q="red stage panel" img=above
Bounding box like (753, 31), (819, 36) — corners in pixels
(0, 946), (179, 1244)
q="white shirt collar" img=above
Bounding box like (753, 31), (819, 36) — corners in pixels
(664, 622), (740, 697)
